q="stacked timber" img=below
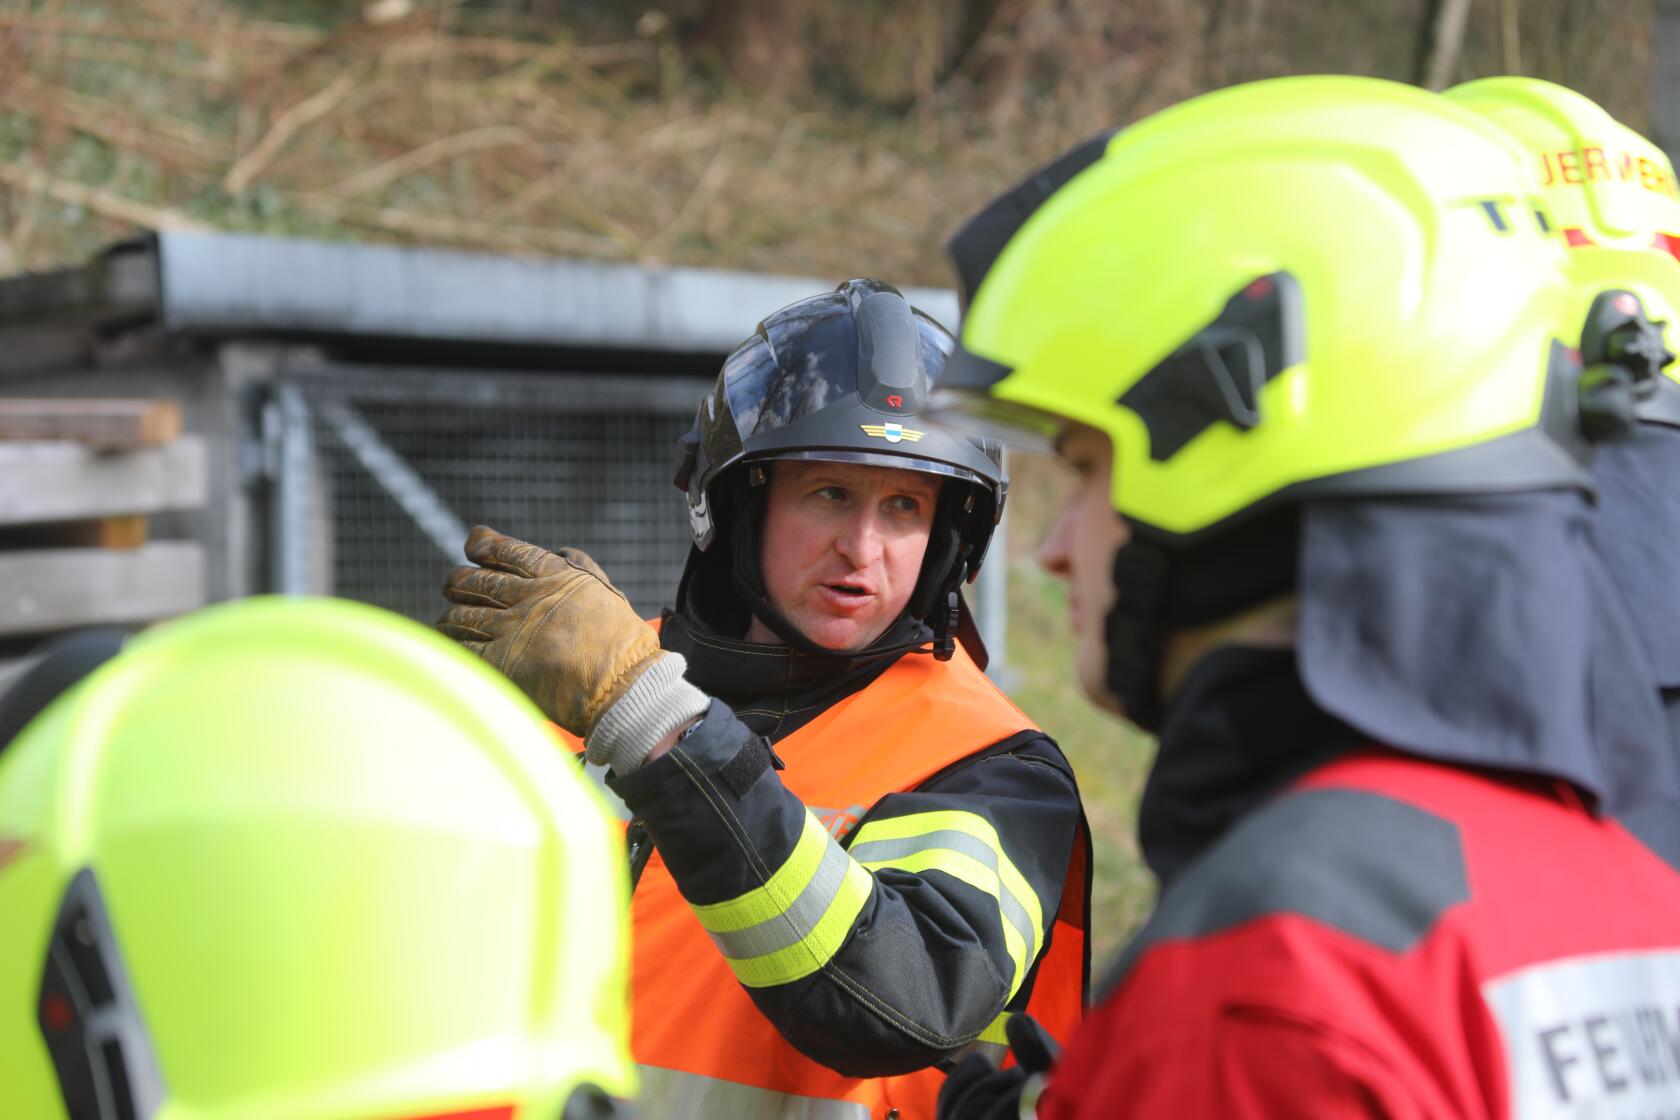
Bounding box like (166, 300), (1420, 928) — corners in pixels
(0, 399), (207, 657)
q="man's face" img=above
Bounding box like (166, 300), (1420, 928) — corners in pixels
(1038, 423), (1131, 713)
(755, 459), (940, 651)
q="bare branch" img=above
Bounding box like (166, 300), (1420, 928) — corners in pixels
(1421, 0), (1474, 91)
(0, 161), (211, 232)
(225, 72), (358, 195)
(293, 193), (628, 258)
(328, 125), (528, 198)
(1501, 0), (1523, 75)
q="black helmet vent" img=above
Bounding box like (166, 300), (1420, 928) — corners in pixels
(852, 286), (926, 414)
(1120, 272), (1304, 462)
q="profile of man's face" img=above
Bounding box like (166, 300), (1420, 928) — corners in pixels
(750, 460), (941, 651)
(1038, 423), (1131, 713)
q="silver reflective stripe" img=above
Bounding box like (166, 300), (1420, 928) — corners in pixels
(848, 828), (1040, 965)
(707, 836), (855, 961)
(637, 1065), (872, 1120)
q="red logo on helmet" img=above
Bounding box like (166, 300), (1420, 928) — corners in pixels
(886, 395), (904, 409)
(42, 993), (74, 1033)
(0, 834), (28, 877)
(1615, 293), (1641, 316)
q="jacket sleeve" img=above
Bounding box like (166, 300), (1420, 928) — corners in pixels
(608, 698), (1082, 1078)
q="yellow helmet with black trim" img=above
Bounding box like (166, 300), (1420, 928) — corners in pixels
(0, 597), (635, 1120)
(940, 74), (1594, 542)
(1446, 76), (1680, 426)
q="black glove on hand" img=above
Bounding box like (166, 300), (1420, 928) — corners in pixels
(937, 1013), (1061, 1120)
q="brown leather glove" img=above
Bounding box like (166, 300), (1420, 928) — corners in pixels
(437, 526), (667, 742)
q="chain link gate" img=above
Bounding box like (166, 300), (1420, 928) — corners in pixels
(265, 362), (708, 622)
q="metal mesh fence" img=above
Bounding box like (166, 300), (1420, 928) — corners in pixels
(272, 363), (708, 622)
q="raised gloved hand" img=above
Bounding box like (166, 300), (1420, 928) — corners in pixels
(437, 526), (707, 774)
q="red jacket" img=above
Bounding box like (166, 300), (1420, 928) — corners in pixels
(1039, 749), (1680, 1119)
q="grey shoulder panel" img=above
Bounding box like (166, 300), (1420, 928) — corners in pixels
(1099, 786), (1467, 997)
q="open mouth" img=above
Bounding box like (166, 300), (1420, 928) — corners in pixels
(824, 582), (873, 599)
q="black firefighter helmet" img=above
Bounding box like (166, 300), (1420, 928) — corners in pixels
(673, 278), (1006, 660)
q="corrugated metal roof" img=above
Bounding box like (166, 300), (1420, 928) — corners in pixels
(0, 231), (961, 353)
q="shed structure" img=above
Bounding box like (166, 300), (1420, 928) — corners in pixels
(0, 231), (1006, 676)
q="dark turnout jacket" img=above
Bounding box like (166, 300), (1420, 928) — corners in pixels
(607, 611), (1088, 1119)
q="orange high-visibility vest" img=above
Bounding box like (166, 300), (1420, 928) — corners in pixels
(628, 639), (1089, 1120)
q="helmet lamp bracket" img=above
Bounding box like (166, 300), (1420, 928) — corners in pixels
(1579, 289), (1678, 437)
(1581, 288), (1674, 391)
(1119, 272), (1304, 462)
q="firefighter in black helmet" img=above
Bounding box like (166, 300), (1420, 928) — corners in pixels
(439, 279), (1089, 1119)
(672, 277), (1006, 662)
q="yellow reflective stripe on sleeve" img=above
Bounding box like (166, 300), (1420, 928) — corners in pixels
(688, 811), (875, 988)
(853, 846), (1030, 987)
(848, 809), (1045, 1000)
(726, 861), (873, 988)
(966, 1012), (1014, 1067)
(691, 812), (829, 933)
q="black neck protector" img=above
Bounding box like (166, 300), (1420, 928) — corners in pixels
(1140, 646), (1361, 884)
(1105, 507), (1300, 731)
(659, 608), (925, 742)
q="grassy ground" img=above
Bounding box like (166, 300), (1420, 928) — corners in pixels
(1000, 453), (1157, 965)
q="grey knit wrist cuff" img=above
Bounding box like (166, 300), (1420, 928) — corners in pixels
(586, 652), (710, 775)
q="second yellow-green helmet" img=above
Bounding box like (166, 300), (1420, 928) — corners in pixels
(1446, 76), (1680, 426)
(0, 597), (635, 1120)
(941, 74), (1599, 542)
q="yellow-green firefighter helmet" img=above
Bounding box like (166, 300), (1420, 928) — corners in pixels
(940, 75), (1595, 540)
(0, 597), (635, 1120)
(1446, 76), (1680, 424)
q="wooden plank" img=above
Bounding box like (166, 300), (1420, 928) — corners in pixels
(68, 515), (148, 549)
(0, 542), (204, 636)
(0, 398), (182, 449)
(0, 437), (207, 524)
(0, 516), (149, 551)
